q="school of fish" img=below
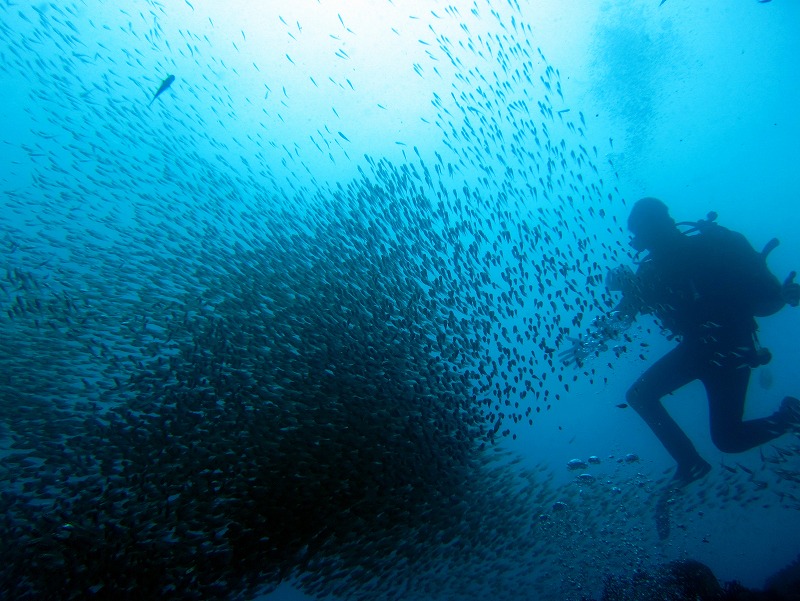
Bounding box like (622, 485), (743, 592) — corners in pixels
(2, 1), (799, 600)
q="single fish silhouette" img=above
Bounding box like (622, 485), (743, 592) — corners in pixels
(148, 74), (175, 106)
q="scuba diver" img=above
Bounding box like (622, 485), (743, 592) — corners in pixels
(561, 197), (800, 487)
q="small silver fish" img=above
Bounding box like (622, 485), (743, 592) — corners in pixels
(149, 74), (175, 106)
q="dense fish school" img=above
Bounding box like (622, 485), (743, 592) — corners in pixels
(2, 1), (799, 600)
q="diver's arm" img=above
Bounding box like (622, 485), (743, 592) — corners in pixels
(559, 296), (640, 367)
(749, 271), (799, 316)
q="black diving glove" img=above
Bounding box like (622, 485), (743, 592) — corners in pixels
(783, 271), (800, 307)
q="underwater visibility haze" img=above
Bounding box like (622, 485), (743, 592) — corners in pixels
(1, 0), (799, 600)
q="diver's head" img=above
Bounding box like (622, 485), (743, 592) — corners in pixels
(627, 197), (679, 253)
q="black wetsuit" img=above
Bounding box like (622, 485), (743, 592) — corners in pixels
(623, 228), (785, 474)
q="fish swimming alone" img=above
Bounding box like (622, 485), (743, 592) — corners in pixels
(148, 74), (175, 106)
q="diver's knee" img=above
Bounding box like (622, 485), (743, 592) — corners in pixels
(626, 383), (651, 411)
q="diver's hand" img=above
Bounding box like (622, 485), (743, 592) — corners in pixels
(783, 271), (799, 307)
(558, 336), (598, 367)
(558, 337), (586, 367)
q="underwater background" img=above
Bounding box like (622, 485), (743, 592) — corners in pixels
(1, 1), (799, 600)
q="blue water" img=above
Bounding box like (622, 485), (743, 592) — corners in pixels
(1, 1), (799, 599)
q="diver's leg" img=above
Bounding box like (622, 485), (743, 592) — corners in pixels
(626, 344), (710, 482)
(704, 365), (790, 452)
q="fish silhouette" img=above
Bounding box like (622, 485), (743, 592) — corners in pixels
(148, 74), (175, 106)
